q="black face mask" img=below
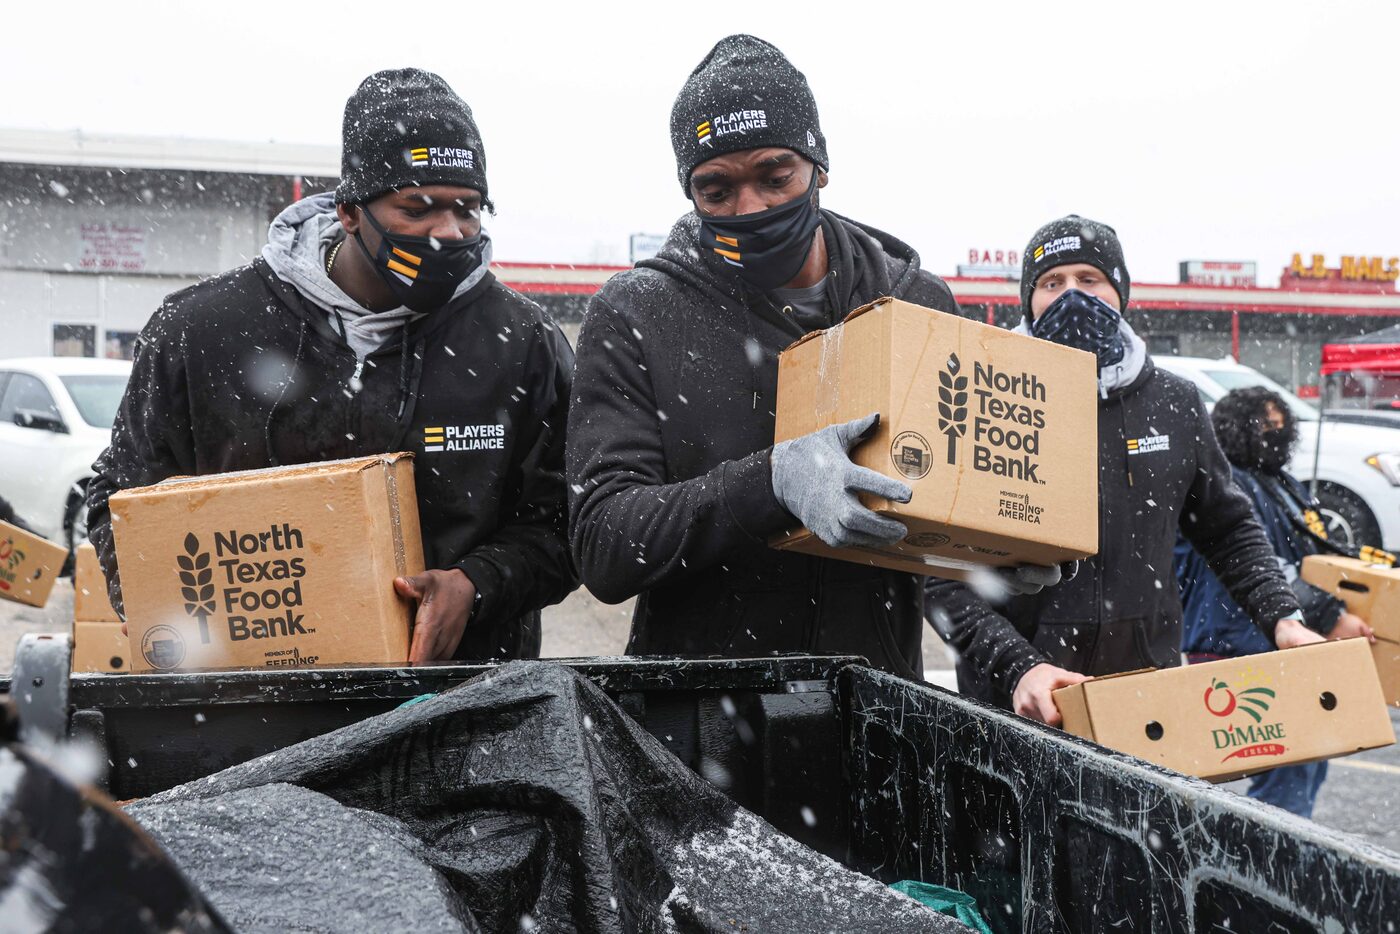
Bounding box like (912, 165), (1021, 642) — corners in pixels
(698, 171), (821, 291)
(1258, 426), (1296, 474)
(1030, 288), (1126, 370)
(353, 206), (485, 313)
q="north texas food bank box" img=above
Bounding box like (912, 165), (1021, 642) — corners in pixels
(110, 454), (424, 672)
(772, 297), (1098, 579)
(1053, 640), (1394, 782)
(1301, 554), (1400, 706)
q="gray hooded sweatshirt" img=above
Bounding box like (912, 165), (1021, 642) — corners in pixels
(261, 192), (493, 360)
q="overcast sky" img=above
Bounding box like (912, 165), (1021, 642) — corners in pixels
(6, 1), (1397, 284)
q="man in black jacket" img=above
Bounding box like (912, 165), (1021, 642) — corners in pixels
(566, 36), (1057, 678)
(88, 68), (576, 662)
(929, 215), (1323, 724)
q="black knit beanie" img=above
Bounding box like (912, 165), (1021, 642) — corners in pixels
(670, 35), (828, 194)
(335, 68), (488, 206)
(1020, 215), (1130, 315)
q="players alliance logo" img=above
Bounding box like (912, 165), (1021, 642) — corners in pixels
(405, 145), (475, 169)
(423, 423), (506, 453)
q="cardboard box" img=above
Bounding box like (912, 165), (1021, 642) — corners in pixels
(110, 454), (424, 672)
(72, 621), (131, 673)
(0, 519), (68, 608)
(1053, 640), (1395, 782)
(73, 542), (122, 622)
(772, 297), (1099, 579)
(1300, 554), (1400, 706)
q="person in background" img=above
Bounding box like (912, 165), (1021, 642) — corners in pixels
(0, 496), (36, 534)
(928, 215), (1324, 724)
(1176, 386), (1379, 817)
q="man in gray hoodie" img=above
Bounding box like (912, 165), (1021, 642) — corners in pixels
(87, 68), (576, 664)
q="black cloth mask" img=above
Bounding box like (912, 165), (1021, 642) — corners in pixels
(698, 171), (821, 292)
(1258, 426), (1296, 474)
(354, 206), (485, 313)
(1030, 288), (1126, 370)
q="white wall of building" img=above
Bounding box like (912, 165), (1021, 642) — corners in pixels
(0, 130), (337, 359)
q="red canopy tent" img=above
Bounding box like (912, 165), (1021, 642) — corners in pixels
(1320, 324), (1400, 409)
(1321, 324), (1400, 376)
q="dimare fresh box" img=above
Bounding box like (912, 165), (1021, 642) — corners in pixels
(1053, 639), (1394, 782)
(1301, 554), (1400, 706)
(0, 519), (68, 608)
(110, 454), (424, 672)
(771, 297), (1098, 580)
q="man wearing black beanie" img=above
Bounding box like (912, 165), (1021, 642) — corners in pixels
(566, 36), (1060, 678)
(926, 215), (1323, 724)
(88, 68), (577, 665)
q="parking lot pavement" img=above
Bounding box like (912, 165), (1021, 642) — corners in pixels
(3, 583), (1394, 851)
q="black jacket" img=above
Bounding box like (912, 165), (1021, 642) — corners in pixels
(88, 258), (576, 660)
(929, 358), (1302, 704)
(566, 211), (960, 678)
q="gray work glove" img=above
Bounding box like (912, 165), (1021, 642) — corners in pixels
(771, 413), (912, 549)
(995, 562), (1064, 596)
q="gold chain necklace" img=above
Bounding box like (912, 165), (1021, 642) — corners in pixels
(325, 239), (345, 275)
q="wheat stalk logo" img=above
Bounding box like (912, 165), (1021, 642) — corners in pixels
(177, 532), (215, 644)
(937, 353), (969, 464)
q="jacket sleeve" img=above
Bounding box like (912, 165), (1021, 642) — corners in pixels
(566, 294), (796, 604)
(453, 319), (579, 627)
(925, 578), (1047, 698)
(86, 309), (199, 618)
(904, 271), (963, 316)
(1178, 393), (1302, 643)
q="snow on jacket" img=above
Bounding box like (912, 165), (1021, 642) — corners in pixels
(88, 212), (576, 661)
(927, 356), (1303, 705)
(566, 210), (959, 678)
(1177, 467), (1344, 658)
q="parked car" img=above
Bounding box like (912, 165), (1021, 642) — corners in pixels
(0, 357), (131, 551)
(1155, 355), (1400, 550)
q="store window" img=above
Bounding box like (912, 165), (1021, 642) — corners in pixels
(104, 330), (140, 361)
(53, 324), (97, 357)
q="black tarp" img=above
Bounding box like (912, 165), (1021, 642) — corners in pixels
(128, 661), (965, 933)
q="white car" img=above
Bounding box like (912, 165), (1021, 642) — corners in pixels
(0, 357), (131, 550)
(1154, 355), (1400, 550)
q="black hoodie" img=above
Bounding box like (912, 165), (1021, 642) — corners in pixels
(926, 356), (1302, 706)
(87, 257), (576, 660)
(566, 211), (959, 678)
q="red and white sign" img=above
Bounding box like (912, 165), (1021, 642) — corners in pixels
(967, 248), (1020, 267)
(78, 223), (147, 273)
(1179, 260), (1257, 288)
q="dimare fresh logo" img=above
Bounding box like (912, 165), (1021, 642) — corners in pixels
(1204, 672), (1286, 764)
(0, 534), (28, 594)
(937, 353), (969, 465)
